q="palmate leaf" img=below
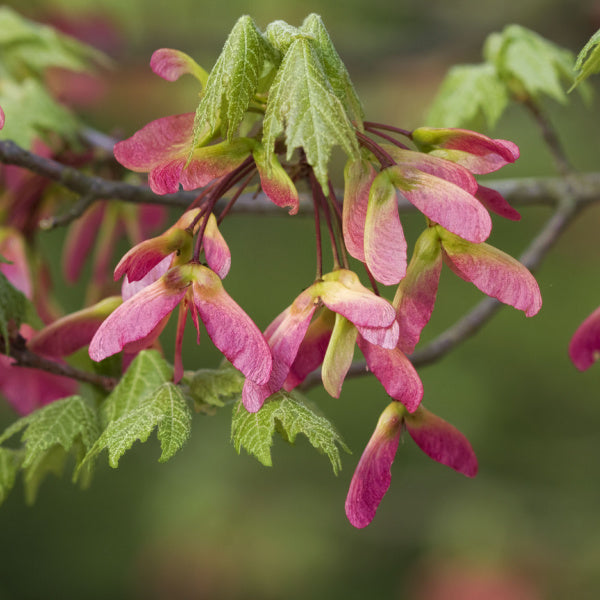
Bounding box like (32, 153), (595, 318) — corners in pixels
(484, 25), (584, 104)
(0, 6), (109, 79)
(83, 382), (192, 468)
(186, 363), (244, 413)
(300, 14), (363, 127)
(426, 63), (509, 129)
(194, 15), (274, 140)
(263, 35), (359, 191)
(0, 447), (22, 506)
(231, 389), (350, 474)
(571, 28), (600, 90)
(101, 349), (172, 425)
(0, 395), (101, 504)
(0, 78), (80, 149)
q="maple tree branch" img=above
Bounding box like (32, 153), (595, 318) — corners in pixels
(3, 139), (600, 228)
(0, 139), (196, 212)
(0, 335), (117, 392)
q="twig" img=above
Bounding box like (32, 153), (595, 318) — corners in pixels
(39, 189), (98, 230)
(1, 335), (117, 392)
(3, 139), (600, 220)
(0, 139), (196, 209)
(522, 97), (573, 177)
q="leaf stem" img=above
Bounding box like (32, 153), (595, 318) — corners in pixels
(522, 97), (573, 176)
(363, 121), (412, 138)
(309, 170), (324, 280)
(355, 131), (396, 169)
(327, 182), (350, 270)
(363, 124), (410, 150)
(217, 169), (258, 224)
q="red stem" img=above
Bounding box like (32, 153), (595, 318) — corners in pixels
(309, 171), (324, 279)
(363, 121), (412, 138)
(355, 131), (396, 169)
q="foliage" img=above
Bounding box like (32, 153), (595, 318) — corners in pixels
(0, 395), (99, 505)
(571, 28), (600, 90)
(428, 24), (590, 129)
(186, 363), (245, 412)
(81, 381), (191, 469)
(193, 14), (361, 189)
(0, 6), (108, 148)
(231, 389), (349, 474)
(194, 15), (274, 141)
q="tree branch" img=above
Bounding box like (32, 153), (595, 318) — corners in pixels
(1, 335), (117, 392)
(0, 139), (196, 210)
(3, 139), (600, 226)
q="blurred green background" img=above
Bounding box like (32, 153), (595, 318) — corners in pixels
(2, 0), (600, 598)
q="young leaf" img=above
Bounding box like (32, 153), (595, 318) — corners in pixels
(263, 36), (359, 190)
(84, 382), (192, 468)
(0, 78), (80, 149)
(101, 349), (172, 425)
(484, 25), (577, 104)
(194, 16), (272, 140)
(300, 14), (363, 126)
(19, 396), (99, 468)
(0, 6), (109, 79)
(23, 444), (69, 504)
(264, 20), (302, 55)
(426, 63), (508, 129)
(571, 28), (600, 90)
(187, 363), (244, 412)
(231, 389), (350, 474)
(0, 447), (22, 506)
(0, 269), (27, 352)
(0, 395), (101, 502)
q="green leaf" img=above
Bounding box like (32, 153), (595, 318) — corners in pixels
(19, 396), (100, 470)
(0, 447), (22, 506)
(0, 78), (80, 148)
(194, 16), (272, 140)
(84, 382), (192, 468)
(101, 349), (172, 425)
(484, 25), (577, 104)
(0, 6), (109, 79)
(231, 389), (350, 474)
(264, 20), (303, 55)
(23, 444), (69, 504)
(0, 396), (101, 502)
(0, 268), (27, 352)
(300, 14), (363, 126)
(426, 63), (509, 129)
(263, 36), (359, 190)
(187, 363), (244, 413)
(571, 28), (600, 90)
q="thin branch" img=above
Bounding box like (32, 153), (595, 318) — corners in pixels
(0, 139), (196, 209)
(3, 139), (600, 220)
(1, 335), (117, 392)
(522, 97), (574, 177)
(39, 189), (97, 230)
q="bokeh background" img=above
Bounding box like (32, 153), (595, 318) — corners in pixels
(2, 0), (600, 598)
